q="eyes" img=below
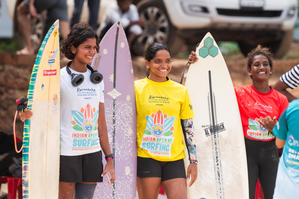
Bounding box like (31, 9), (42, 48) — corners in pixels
(153, 58), (173, 65)
(252, 61), (269, 68)
(85, 45), (98, 51)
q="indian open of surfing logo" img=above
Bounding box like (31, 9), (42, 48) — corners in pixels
(152, 124), (164, 137)
(140, 110), (175, 156)
(288, 135), (299, 147)
(148, 110), (175, 137)
(71, 104), (99, 133)
(82, 119), (94, 133)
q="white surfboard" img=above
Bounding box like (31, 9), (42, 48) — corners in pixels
(22, 20), (60, 198)
(184, 32), (248, 199)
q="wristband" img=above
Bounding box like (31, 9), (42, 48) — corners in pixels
(190, 160), (198, 164)
(105, 154), (114, 160)
(106, 158), (114, 161)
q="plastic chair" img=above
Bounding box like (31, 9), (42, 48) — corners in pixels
(159, 185), (165, 195)
(0, 176), (22, 199)
(255, 179), (264, 199)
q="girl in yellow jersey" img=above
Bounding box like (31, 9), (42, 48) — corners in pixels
(135, 42), (198, 199)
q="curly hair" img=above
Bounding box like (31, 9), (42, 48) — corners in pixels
(246, 45), (274, 70)
(61, 22), (99, 60)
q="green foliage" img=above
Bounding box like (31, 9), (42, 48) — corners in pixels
(283, 52), (298, 60)
(0, 36), (21, 52)
(218, 42), (240, 55)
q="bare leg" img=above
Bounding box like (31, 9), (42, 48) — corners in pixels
(137, 177), (161, 199)
(59, 21), (70, 40)
(59, 182), (75, 199)
(162, 178), (187, 199)
(16, 2), (34, 55)
(128, 33), (137, 48)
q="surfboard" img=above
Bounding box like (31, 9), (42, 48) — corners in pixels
(184, 32), (248, 199)
(22, 20), (60, 198)
(92, 22), (137, 199)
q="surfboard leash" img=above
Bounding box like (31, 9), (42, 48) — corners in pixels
(180, 43), (200, 84)
(12, 98), (28, 153)
(179, 61), (190, 84)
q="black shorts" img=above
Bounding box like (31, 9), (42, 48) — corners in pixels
(137, 157), (186, 182)
(60, 151), (103, 183)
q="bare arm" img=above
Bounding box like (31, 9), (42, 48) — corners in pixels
(28, 0), (38, 18)
(273, 79), (297, 102)
(276, 137), (286, 149)
(98, 103), (115, 183)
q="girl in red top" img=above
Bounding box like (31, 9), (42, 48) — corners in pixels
(234, 45), (288, 199)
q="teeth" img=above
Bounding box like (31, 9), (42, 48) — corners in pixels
(259, 72), (265, 74)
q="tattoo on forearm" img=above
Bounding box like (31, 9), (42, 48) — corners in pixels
(182, 119), (197, 162)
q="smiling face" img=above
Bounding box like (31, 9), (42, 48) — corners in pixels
(146, 49), (172, 82)
(71, 38), (98, 66)
(247, 54), (272, 82)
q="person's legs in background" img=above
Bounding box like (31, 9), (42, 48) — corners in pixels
(46, 0), (70, 40)
(16, 2), (34, 55)
(128, 25), (142, 47)
(70, 0), (85, 29)
(87, 0), (100, 30)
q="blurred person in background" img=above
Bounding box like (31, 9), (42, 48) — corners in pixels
(16, 0), (70, 55)
(98, 0), (142, 47)
(70, 0), (101, 31)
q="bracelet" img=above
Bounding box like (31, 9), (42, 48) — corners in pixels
(106, 158), (114, 161)
(190, 160), (198, 164)
(105, 154), (114, 160)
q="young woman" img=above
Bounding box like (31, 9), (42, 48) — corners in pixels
(135, 42), (198, 199)
(20, 23), (115, 199)
(234, 45), (289, 199)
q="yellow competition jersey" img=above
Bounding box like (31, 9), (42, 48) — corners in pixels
(135, 78), (194, 161)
